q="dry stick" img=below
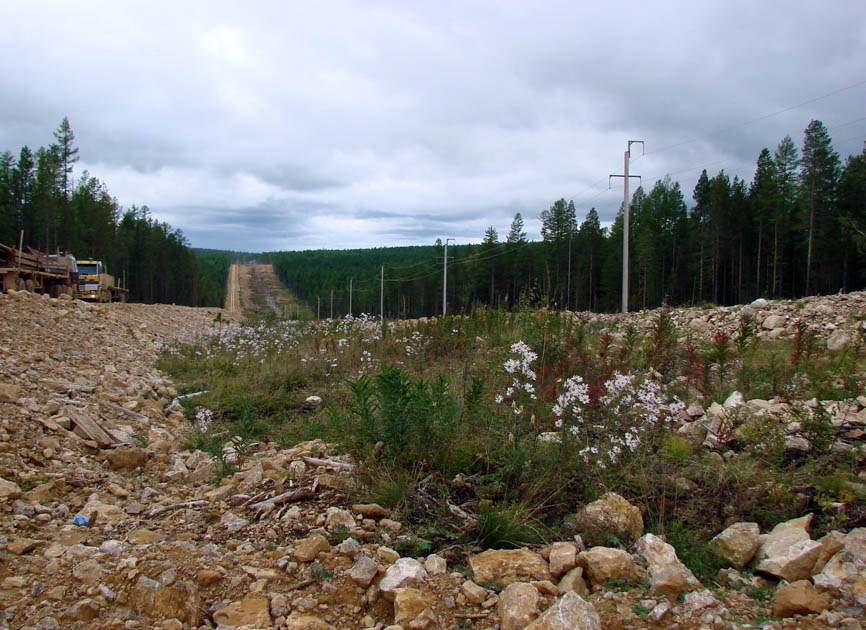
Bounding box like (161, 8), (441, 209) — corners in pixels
(100, 399), (147, 420)
(145, 500), (208, 518)
(286, 578), (315, 592)
(250, 486), (315, 512)
(455, 613), (490, 619)
(301, 456), (354, 471)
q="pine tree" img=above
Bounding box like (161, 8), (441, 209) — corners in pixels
(800, 120), (840, 294)
(750, 148), (777, 296)
(773, 135), (798, 296)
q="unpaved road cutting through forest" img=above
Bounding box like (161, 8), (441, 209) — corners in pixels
(224, 263), (311, 319)
(224, 263), (241, 316)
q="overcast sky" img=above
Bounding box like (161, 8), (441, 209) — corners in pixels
(2, 1), (865, 252)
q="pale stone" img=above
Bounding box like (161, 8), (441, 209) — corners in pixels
(750, 298), (769, 308)
(813, 531), (846, 574)
(393, 587), (435, 625)
(773, 580), (832, 617)
(762, 314), (786, 330)
(325, 506), (357, 530)
(557, 566), (589, 596)
(220, 510), (249, 532)
(635, 533), (701, 598)
(212, 596), (272, 628)
(709, 522), (761, 569)
(424, 554), (447, 575)
(499, 582), (539, 630)
(578, 547), (638, 585)
(524, 591), (601, 630)
(285, 613), (330, 630)
(379, 557), (428, 601)
(293, 533), (331, 562)
(0, 476), (21, 499)
(828, 330), (852, 351)
(347, 555), (379, 588)
(548, 542), (578, 578)
(569, 492), (643, 546)
(8, 537), (39, 555)
(0, 383), (21, 402)
(128, 528), (160, 545)
(757, 538), (823, 582)
(469, 548), (552, 587)
(814, 528), (866, 597)
(461, 580), (489, 605)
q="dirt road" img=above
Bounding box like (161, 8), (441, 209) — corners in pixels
(224, 263), (242, 316)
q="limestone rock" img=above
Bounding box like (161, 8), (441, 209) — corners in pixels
(635, 533), (701, 598)
(548, 542), (578, 578)
(393, 587), (435, 625)
(424, 553), (447, 575)
(773, 580), (831, 617)
(285, 613), (331, 630)
(469, 548), (552, 587)
(557, 566), (589, 596)
(293, 533), (331, 562)
(814, 528), (866, 598)
(754, 516), (821, 582)
(325, 506), (357, 530)
(129, 576), (200, 625)
(762, 314), (786, 330)
(220, 510), (249, 532)
(8, 537), (39, 555)
(524, 591), (601, 630)
(65, 598), (100, 621)
(578, 547), (637, 585)
(461, 580), (489, 605)
(570, 492), (643, 546)
(353, 503), (389, 519)
(106, 447), (149, 469)
(0, 476), (21, 499)
(827, 330), (851, 351)
(709, 522), (761, 569)
(499, 582), (539, 630)
(212, 595), (272, 628)
(379, 557), (428, 601)
(347, 554), (380, 587)
(72, 559), (104, 586)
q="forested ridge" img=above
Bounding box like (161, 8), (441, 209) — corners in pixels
(0, 118), (231, 306)
(272, 120), (866, 318)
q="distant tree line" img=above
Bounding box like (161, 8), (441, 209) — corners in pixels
(0, 118), (228, 306)
(272, 120), (866, 318)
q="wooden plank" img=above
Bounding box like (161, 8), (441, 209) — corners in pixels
(67, 409), (116, 448)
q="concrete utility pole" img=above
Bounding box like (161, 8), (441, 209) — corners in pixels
(443, 238), (454, 316)
(348, 278), (353, 317)
(610, 140), (644, 313)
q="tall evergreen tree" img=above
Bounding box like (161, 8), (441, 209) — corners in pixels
(773, 135), (799, 296)
(800, 120), (841, 295)
(750, 148), (777, 296)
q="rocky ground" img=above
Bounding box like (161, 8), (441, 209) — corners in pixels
(1, 289), (865, 630)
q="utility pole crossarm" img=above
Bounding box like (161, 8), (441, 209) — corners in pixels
(609, 140), (644, 314)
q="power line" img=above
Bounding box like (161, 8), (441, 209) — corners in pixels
(636, 79), (866, 160)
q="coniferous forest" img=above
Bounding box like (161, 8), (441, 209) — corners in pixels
(0, 118), (228, 305)
(2, 118), (864, 314)
(272, 121), (866, 318)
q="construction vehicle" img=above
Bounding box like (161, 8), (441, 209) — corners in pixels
(76, 259), (128, 303)
(0, 243), (79, 297)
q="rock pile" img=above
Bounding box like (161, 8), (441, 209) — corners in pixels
(1, 289), (866, 629)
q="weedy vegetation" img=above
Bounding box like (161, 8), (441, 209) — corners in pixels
(159, 302), (866, 575)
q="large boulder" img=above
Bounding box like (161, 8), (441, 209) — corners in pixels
(755, 515), (822, 582)
(709, 522), (761, 569)
(569, 493), (643, 546)
(469, 549), (552, 587)
(635, 533), (701, 598)
(773, 580), (831, 617)
(499, 582), (539, 630)
(577, 547), (637, 585)
(548, 542), (578, 578)
(524, 591), (601, 630)
(813, 528), (866, 599)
